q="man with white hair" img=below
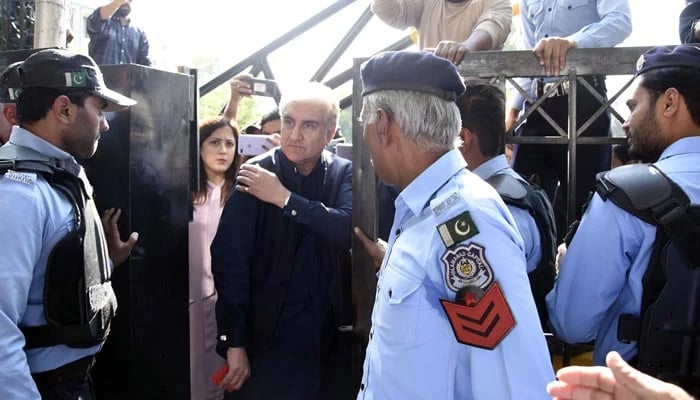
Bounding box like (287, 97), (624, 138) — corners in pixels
(356, 50), (554, 399)
(212, 82), (352, 399)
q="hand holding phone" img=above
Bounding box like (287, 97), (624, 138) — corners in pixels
(240, 77), (279, 99)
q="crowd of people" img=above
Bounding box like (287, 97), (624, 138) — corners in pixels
(1, 1), (700, 400)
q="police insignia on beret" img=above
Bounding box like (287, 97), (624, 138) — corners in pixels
(636, 54), (645, 73)
(441, 243), (493, 292)
(361, 50), (466, 101)
(634, 45), (700, 76)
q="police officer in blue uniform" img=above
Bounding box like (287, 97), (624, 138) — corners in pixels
(0, 49), (137, 399)
(457, 78), (556, 329)
(547, 45), (700, 367)
(356, 50), (554, 399)
(509, 0), (632, 239)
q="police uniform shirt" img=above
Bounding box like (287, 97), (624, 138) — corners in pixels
(546, 137), (700, 365)
(357, 149), (554, 400)
(513, 0), (632, 110)
(0, 127), (100, 399)
(473, 154), (542, 273)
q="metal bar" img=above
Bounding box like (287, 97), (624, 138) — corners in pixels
(506, 136), (627, 145)
(323, 35), (414, 90)
(200, 0), (357, 95)
(567, 70), (578, 230)
(577, 76), (636, 135)
(456, 46), (655, 78)
(259, 57), (276, 80)
(340, 95), (352, 110)
(249, 61), (262, 77)
(576, 77), (625, 124)
(507, 76), (567, 137)
(311, 5), (373, 82)
(350, 57), (377, 388)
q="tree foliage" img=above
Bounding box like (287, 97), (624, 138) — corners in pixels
(1, 0), (35, 51)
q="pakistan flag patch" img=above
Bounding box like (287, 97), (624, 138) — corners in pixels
(437, 211), (479, 248)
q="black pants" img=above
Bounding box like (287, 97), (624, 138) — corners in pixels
(37, 376), (95, 400)
(512, 77), (611, 240)
(33, 356), (96, 400)
(225, 302), (335, 400)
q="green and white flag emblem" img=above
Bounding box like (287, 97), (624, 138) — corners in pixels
(8, 88), (21, 100)
(65, 71), (87, 87)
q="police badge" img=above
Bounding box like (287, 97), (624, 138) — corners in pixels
(636, 54), (645, 73)
(441, 243), (493, 292)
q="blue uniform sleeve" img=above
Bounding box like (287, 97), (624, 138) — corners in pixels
(211, 190), (258, 349)
(508, 205), (541, 273)
(546, 194), (640, 343)
(0, 181), (45, 399)
(566, 0), (632, 49)
(435, 204), (553, 399)
(282, 162), (352, 250)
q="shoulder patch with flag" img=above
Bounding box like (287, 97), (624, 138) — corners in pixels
(436, 211), (479, 248)
(440, 281), (515, 350)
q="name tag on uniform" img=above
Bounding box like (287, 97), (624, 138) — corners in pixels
(4, 170), (36, 185)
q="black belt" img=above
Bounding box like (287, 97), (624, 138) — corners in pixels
(535, 75), (605, 98)
(31, 355), (95, 390)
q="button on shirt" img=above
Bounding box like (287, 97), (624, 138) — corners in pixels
(0, 127), (101, 399)
(358, 149), (554, 400)
(546, 137), (700, 365)
(513, 0), (632, 110)
(473, 154), (541, 273)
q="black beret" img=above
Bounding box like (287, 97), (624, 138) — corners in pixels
(361, 51), (466, 101)
(635, 45), (700, 76)
(0, 49), (136, 111)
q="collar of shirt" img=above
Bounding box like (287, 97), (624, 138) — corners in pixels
(657, 136), (700, 161)
(8, 126), (81, 176)
(396, 149), (466, 217)
(472, 154), (511, 180)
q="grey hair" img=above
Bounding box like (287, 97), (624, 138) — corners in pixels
(361, 90), (462, 152)
(279, 81), (339, 131)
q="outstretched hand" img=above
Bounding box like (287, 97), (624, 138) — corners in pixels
(547, 351), (693, 400)
(102, 208), (138, 266)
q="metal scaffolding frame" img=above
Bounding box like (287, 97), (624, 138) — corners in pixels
(199, 0), (413, 108)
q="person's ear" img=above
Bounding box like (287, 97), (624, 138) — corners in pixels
(52, 95), (74, 123)
(661, 87), (680, 118)
(460, 127), (474, 151)
(3, 104), (17, 125)
(375, 108), (391, 146)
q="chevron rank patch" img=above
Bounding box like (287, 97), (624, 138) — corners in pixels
(436, 211), (479, 248)
(442, 243), (493, 292)
(440, 281), (515, 350)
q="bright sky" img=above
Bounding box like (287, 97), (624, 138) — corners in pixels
(122, 0), (687, 100)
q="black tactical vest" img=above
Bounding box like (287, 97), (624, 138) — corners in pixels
(595, 164), (700, 395)
(0, 143), (117, 349)
(486, 173), (557, 331)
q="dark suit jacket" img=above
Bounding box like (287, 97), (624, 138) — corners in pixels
(212, 148), (352, 357)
